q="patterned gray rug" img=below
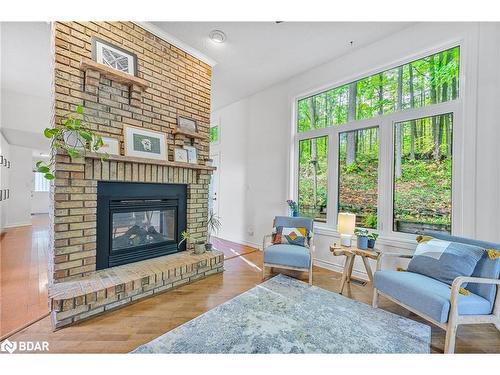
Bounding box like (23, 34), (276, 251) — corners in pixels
(132, 274), (430, 353)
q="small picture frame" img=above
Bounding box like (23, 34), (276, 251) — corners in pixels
(100, 136), (120, 155)
(177, 116), (197, 133)
(124, 125), (167, 161)
(183, 145), (198, 164)
(92, 37), (137, 76)
(174, 148), (189, 163)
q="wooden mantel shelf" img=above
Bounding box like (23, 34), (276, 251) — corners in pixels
(80, 59), (149, 89)
(173, 128), (205, 140)
(85, 152), (216, 171)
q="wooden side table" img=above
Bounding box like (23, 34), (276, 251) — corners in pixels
(330, 245), (380, 295)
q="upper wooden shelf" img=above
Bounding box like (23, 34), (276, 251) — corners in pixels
(173, 128), (205, 140)
(85, 152), (216, 171)
(80, 59), (149, 90)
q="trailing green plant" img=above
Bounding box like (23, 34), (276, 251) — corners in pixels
(207, 210), (222, 244)
(35, 105), (107, 180)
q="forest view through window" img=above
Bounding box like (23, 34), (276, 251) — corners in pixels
(295, 46), (459, 233)
(393, 114), (453, 234)
(339, 127), (379, 229)
(298, 136), (328, 222)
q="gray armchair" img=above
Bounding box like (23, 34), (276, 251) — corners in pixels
(372, 231), (500, 353)
(262, 216), (314, 285)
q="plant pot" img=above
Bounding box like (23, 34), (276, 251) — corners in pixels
(194, 242), (206, 255)
(205, 243), (213, 251)
(357, 236), (369, 250)
(367, 239), (376, 249)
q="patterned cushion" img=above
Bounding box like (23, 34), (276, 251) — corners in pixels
(272, 226), (309, 247)
(408, 237), (484, 286)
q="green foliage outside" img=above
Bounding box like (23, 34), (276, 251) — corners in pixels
(210, 126), (219, 143)
(297, 47), (458, 233)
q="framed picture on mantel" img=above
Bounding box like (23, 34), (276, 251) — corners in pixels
(124, 125), (167, 161)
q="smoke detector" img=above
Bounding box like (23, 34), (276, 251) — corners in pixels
(209, 29), (226, 43)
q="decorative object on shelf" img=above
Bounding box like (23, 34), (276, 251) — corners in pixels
(100, 136), (120, 155)
(174, 147), (189, 163)
(7, 161), (10, 168)
(92, 36), (137, 76)
(6, 189), (9, 199)
(354, 228), (369, 250)
(337, 212), (356, 247)
(124, 125), (167, 161)
(183, 145), (198, 164)
(177, 116), (197, 133)
(3, 157), (7, 167)
(36, 105), (107, 180)
(286, 199), (299, 217)
(367, 232), (379, 249)
(0, 156), (3, 165)
(205, 210), (222, 251)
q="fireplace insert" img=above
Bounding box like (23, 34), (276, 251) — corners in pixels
(96, 181), (187, 270)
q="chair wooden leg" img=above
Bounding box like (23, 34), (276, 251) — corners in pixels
(444, 323), (457, 354)
(372, 288), (379, 308)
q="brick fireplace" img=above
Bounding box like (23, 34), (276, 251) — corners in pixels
(49, 22), (223, 328)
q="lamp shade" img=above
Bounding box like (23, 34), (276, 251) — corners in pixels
(337, 213), (356, 235)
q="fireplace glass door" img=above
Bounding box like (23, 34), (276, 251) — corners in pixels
(112, 208), (176, 252)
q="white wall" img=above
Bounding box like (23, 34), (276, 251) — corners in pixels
(5, 145), (33, 227)
(0, 132), (10, 231)
(212, 22), (500, 277)
(210, 100), (250, 244)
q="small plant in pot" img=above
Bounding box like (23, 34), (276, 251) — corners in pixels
(354, 228), (369, 250)
(178, 230), (191, 250)
(205, 210), (222, 251)
(367, 232), (379, 249)
(194, 240), (206, 255)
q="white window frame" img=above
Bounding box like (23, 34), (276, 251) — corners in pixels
(290, 40), (466, 244)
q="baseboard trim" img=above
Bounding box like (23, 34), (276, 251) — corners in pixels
(314, 258), (369, 281)
(3, 222), (32, 229)
(216, 235), (260, 250)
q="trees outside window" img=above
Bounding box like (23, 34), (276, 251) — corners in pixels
(295, 46), (459, 236)
(393, 114), (453, 234)
(339, 127), (379, 229)
(298, 136), (328, 223)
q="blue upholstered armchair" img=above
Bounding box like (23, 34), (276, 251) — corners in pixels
(262, 216), (314, 285)
(372, 231), (500, 353)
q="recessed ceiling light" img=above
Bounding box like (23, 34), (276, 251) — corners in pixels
(209, 30), (226, 43)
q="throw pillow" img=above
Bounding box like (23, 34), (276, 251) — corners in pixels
(272, 226), (309, 247)
(408, 236), (484, 286)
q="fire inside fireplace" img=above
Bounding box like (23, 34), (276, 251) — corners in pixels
(96, 182), (187, 270)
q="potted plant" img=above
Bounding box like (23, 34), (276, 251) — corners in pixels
(205, 210), (222, 251)
(286, 199), (299, 217)
(178, 230), (191, 250)
(367, 232), (379, 249)
(194, 240), (206, 255)
(354, 228), (369, 249)
(36, 105), (107, 180)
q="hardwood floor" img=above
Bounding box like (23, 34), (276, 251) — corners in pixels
(1, 219), (499, 353)
(0, 215), (49, 338)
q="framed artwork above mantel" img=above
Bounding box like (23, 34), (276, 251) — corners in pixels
(123, 125), (167, 161)
(91, 37), (138, 76)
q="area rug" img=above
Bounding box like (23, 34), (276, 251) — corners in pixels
(132, 274), (431, 353)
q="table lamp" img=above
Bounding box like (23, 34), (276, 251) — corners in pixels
(337, 212), (356, 247)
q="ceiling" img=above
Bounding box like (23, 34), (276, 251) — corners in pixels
(152, 22), (413, 110)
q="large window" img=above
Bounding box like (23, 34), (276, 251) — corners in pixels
(339, 127), (379, 229)
(297, 46), (459, 132)
(393, 114), (453, 234)
(298, 136), (328, 223)
(294, 46), (460, 237)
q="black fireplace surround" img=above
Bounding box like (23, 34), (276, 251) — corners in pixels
(96, 181), (187, 270)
